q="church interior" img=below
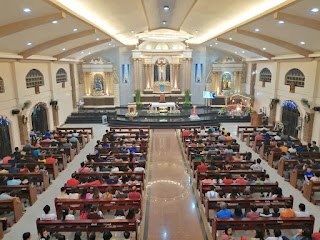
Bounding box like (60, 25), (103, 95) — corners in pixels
(0, 0), (320, 239)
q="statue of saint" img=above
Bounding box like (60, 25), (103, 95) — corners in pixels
(95, 77), (102, 90)
(223, 75), (227, 89)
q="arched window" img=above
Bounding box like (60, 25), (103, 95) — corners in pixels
(285, 68), (305, 87)
(26, 69), (44, 88)
(0, 77), (4, 93)
(259, 68), (271, 83)
(56, 68), (67, 83)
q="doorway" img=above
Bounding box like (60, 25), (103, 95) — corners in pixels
(0, 117), (12, 158)
(32, 104), (48, 134)
(281, 101), (300, 138)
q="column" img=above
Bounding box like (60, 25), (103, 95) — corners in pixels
(133, 59), (139, 90)
(186, 58), (192, 90)
(175, 64), (180, 89)
(217, 72), (221, 95)
(182, 59), (186, 92)
(303, 113), (315, 143)
(238, 71), (242, 93)
(233, 71), (237, 93)
(150, 64), (154, 89)
(138, 59), (143, 90)
(144, 64), (149, 90)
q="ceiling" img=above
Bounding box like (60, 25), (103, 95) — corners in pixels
(0, 0), (319, 61)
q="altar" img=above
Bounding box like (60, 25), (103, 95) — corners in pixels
(148, 102), (178, 115)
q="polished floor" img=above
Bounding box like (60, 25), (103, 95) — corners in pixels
(144, 129), (205, 240)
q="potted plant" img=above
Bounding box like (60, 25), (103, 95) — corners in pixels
(135, 90), (142, 107)
(183, 90), (191, 107)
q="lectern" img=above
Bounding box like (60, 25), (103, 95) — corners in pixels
(159, 94), (166, 103)
(250, 113), (263, 126)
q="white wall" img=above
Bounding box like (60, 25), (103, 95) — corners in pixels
(0, 61), (79, 150)
(245, 59), (320, 143)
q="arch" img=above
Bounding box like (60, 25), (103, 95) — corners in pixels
(31, 103), (48, 134)
(26, 69), (44, 88)
(281, 100), (300, 138)
(221, 72), (232, 90)
(0, 116), (12, 158)
(0, 77), (4, 93)
(259, 68), (272, 83)
(285, 68), (305, 87)
(56, 68), (68, 83)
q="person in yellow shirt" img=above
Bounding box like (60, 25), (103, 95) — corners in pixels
(280, 201), (295, 218)
(279, 144), (288, 153)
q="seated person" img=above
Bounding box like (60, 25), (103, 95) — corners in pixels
(230, 205), (244, 218)
(272, 206), (280, 217)
(216, 202), (231, 218)
(87, 205), (104, 219)
(295, 203), (310, 217)
(197, 159), (208, 172)
(56, 187), (69, 199)
(40, 205), (57, 220)
(280, 201), (295, 218)
(250, 158), (264, 171)
(247, 205), (259, 218)
(7, 175), (21, 185)
(66, 174), (80, 186)
(205, 186), (220, 199)
(8, 163), (20, 173)
(260, 205), (272, 217)
(128, 186), (141, 200)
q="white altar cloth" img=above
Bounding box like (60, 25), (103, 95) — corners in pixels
(151, 102), (175, 108)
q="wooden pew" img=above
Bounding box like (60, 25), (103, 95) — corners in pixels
(199, 182), (277, 202)
(0, 173), (50, 191)
(64, 183), (143, 195)
(0, 162), (59, 180)
(0, 185), (37, 206)
(253, 139), (300, 153)
(74, 171), (145, 183)
(0, 199), (24, 222)
(85, 161), (146, 169)
(191, 160), (254, 173)
(36, 218), (138, 239)
(57, 127), (94, 139)
(204, 195), (293, 222)
(303, 180), (320, 204)
(277, 159), (299, 177)
(186, 145), (240, 156)
(268, 151), (320, 168)
(31, 147), (75, 162)
(196, 170), (266, 187)
(236, 125), (273, 137)
(290, 169), (320, 188)
(211, 216), (315, 240)
(40, 141), (80, 155)
(55, 198), (142, 219)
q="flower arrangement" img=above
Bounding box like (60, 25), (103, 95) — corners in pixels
(154, 81), (171, 87)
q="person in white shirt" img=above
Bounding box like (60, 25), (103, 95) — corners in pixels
(250, 159), (264, 171)
(205, 186), (220, 199)
(110, 166), (120, 172)
(274, 135), (281, 140)
(295, 203), (310, 217)
(134, 164), (145, 173)
(40, 205), (57, 220)
(288, 145), (297, 153)
(61, 206), (75, 220)
(266, 229), (283, 240)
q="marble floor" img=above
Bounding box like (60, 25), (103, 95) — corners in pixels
(143, 129), (205, 240)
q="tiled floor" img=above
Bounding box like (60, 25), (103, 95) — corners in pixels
(143, 129), (205, 240)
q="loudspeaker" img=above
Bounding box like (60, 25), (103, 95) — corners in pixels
(313, 107), (320, 111)
(50, 100), (58, 105)
(11, 109), (20, 115)
(272, 98), (280, 103)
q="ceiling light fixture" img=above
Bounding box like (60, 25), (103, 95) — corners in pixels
(73, 28), (78, 32)
(195, 30), (198, 33)
(255, 28), (260, 32)
(215, 43), (218, 45)
(300, 41), (305, 45)
(229, 37), (233, 40)
(108, 43), (111, 46)
(23, 8), (31, 13)
(311, 8), (319, 13)
(162, 21), (167, 25)
(81, 52), (84, 54)
(210, 44), (212, 47)
(27, 42), (32, 46)
(62, 48), (66, 51)
(131, 30), (134, 33)
(52, 20), (58, 24)
(163, 6), (170, 11)
(96, 38), (100, 41)
(262, 47), (266, 50)
(235, 52), (238, 54)
(278, 20), (284, 24)
(242, 51), (245, 53)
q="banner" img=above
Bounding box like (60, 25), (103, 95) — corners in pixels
(195, 63), (203, 83)
(122, 64), (130, 84)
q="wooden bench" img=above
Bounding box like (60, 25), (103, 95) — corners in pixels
(0, 173), (50, 191)
(204, 195), (293, 222)
(253, 139), (300, 154)
(40, 141), (80, 155)
(64, 183), (143, 195)
(191, 160), (254, 172)
(212, 216), (315, 240)
(0, 162), (59, 180)
(290, 169), (320, 188)
(74, 171), (145, 183)
(57, 127), (94, 139)
(236, 125), (273, 137)
(0, 198), (24, 222)
(0, 185), (37, 206)
(200, 182), (278, 202)
(55, 198), (142, 219)
(303, 180), (320, 204)
(36, 218), (138, 239)
(186, 145), (240, 156)
(31, 147), (75, 162)
(268, 151), (320, 168)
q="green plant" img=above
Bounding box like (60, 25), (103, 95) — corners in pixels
(135, 90), (142, 107)
(244, 106), (252, 115)
(183, 90), (191, 106)
(218, 107), (226, 115)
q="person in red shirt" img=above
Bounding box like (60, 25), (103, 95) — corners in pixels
(312, 228), (320, 240)
(182, 130), (191, 136)
(255, 132), (263, 140)
(128, 186), (141, 200)
(197, 160), (208, 172)
(45, 154), (57, 164)
(2, 155), (12, 164)
(19, 164), (30, 173)
(85, 176), (104, 186)
(222, 174), (234, 184)
(67, 174), (80, 186)
(235, 174), (247, 183)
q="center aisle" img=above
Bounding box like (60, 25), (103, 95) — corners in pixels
(143, 129), (205, 240)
